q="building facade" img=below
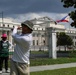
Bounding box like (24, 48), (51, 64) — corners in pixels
(0, 17), (76, 51)
(31, 16), (76, 51)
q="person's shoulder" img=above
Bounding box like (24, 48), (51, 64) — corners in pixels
(0, 40), (2, 42)
(0, 40), (3, 44)
(25, 33), (32, 37)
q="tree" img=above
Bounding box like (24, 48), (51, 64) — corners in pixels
(57, 32), (73, 51)
(61, 0), (76, 27)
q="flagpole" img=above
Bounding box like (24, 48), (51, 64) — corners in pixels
(68, 22), (70, 32)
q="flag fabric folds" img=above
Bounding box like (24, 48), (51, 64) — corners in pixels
(56, 15), (69, 23)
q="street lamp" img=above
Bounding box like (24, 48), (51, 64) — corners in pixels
(0, 11), (4, 34)
(2, 11), (4, 34)
(0, 12), (3, 23)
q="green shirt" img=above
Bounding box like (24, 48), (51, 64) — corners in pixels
(0, 40), (9, 57)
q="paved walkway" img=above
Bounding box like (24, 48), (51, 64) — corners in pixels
(1, 62), (76, 75)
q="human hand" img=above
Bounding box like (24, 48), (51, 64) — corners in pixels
(11, 28), (14, 31)
(17, 26), (22, 30)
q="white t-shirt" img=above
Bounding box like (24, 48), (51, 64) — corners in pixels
(12, 27), (32, 64)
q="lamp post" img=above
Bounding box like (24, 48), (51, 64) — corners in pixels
(0, 11), (4, 34)
(2, 11), (3, 25)
(2, 11), (4, 34)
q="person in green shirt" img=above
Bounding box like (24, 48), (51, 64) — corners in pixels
(0, 33), (11, 74)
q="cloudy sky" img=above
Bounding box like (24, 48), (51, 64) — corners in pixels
(0, 0), (74, 28)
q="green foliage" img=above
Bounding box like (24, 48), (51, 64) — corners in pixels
(69, 10), (76, 27)
(30, 57), (76, 66)
(57, 32), (73, 46)
(61, 0), (76, 8)
(57, 51), (76, 57)
(61, 0), (76, 28)
(69, 51), (76, 57)
(66, 35), (73, 46)
(30, 51), (48, 54)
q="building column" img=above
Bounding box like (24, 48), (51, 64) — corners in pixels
(46, 27), (57, 59)
(0, 31), (2, 40)
(7, 30), (12, 43)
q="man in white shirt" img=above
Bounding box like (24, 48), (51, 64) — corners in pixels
(10, 20), (33, 75)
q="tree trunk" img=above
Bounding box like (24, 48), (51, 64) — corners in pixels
(64, 45), (66, 51)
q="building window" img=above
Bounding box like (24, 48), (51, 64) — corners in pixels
(43, 40), (45, 45)
(13, 26), (14, 28)
(37, 33), (39, 37)
(37, 40), (38, 45)
(33, 33), (35, 37)
(33, 40), (35, 45)
(3, 24), (5, 27)
(42, 35), (44, 37)
(75, 42), (76, 45)
(42, 28), (43, 30)
(8, 25), (9, 27)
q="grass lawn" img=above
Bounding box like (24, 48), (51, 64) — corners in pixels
(7, 57), (76, 67)
(30, 57), (76, 66)
(30, 50), (76, 66)
(9, 51), (76, 67)
(30, 67), (76, 75)
(7, 57), (76, 68)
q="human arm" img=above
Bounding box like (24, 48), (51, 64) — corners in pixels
(12, 26), (32, 47)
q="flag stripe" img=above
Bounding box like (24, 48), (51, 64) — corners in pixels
(56, 15), (69, 23)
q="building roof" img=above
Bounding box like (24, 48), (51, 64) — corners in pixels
(31, 16), (65, 29)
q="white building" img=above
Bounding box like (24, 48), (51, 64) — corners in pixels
(0, 18), (20, 52)
(0, 17), (76, 51)
(30, 16), (76, 51)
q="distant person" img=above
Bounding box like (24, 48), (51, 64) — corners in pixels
(10, 20), (33, 75)
(0, 33), (11, 74)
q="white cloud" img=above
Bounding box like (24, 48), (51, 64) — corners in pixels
(6, 12), (73, 29)
(10, 12), (68, 22)
(12, 13), (41, 23)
